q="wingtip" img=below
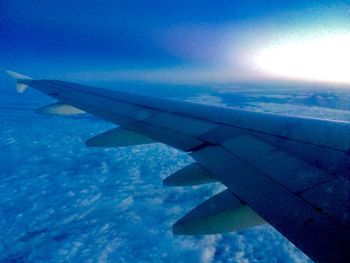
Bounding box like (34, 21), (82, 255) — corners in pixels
(5, 70), (32, 80)
(5, 70), (32, 93)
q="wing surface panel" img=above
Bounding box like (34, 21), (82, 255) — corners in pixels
(221, 135), (331, 193)
(125, 121), (208, 151)
(191, 145), (350, 262)
(201, 124), (349, 177)
(302, 177), (350, 226)
(145, 112), (217, 136)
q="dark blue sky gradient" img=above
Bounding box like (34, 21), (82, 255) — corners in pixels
(1, 0), (349, 85)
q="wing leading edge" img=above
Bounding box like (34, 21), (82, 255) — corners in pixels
(7, 71), (350, 262)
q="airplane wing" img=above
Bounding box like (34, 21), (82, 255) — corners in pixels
(7, 71), (350, 262)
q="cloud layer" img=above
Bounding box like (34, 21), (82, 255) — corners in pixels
(0, 87), (324, 262)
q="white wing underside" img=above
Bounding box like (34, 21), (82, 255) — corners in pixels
(8, 72), (350, 262)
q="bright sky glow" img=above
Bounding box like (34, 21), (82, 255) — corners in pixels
(253, 30), (350, 84)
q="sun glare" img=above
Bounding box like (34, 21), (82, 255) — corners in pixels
(253, 32), (350, 84)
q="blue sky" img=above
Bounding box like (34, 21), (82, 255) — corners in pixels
(1, 0), (350, 86)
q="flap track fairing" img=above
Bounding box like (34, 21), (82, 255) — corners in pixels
(173, 189), (265, 235)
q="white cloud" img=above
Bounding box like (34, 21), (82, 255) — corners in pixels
(185, 94), (231, 108)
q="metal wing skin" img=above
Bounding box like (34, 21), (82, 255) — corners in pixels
(8, 71), (350, 262)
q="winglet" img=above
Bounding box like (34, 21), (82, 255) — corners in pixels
(6, 70), (32, 93)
